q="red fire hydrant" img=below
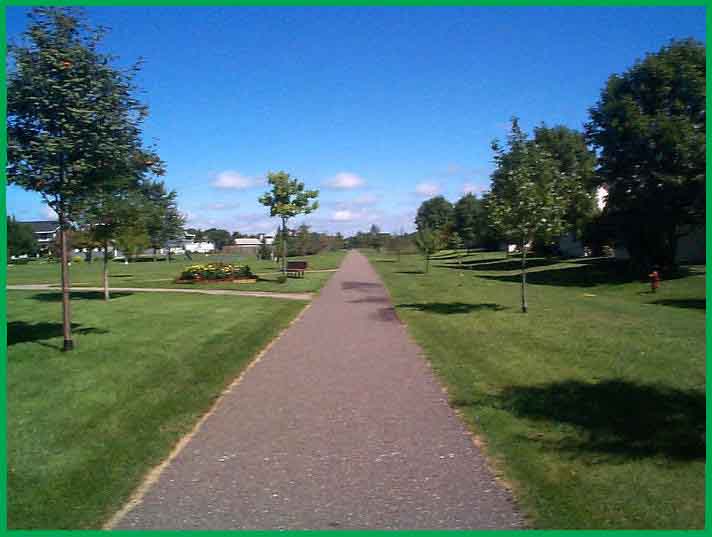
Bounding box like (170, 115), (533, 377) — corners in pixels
(649, 269), (660, 293)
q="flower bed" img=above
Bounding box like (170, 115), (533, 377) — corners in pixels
(175, 262), (255, 283)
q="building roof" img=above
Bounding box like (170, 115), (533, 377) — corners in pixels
(21, 220), (59, 233)
(234, 237), (274, 246)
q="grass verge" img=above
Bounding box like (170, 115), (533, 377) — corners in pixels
(8, 290), (305, 529)
(7, 250), (346, 293)
(367, 249), (705, 529)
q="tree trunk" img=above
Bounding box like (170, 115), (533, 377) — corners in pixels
(281, 218), (288, 274)
(59, 216), (74, 351)
(521, 239), (528, 314)
(103, 242), (110, 301)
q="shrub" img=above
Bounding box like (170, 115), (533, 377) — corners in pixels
(178, 262), (253, 282)
(276, 273), (288, 284)
(71, 256), (83, 264)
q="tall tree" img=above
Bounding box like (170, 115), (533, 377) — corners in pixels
(368, 224), (385, 252)
(203, 228), (232, 251)
(487, 118), (574, 313)
(78, 186), (148, 300)
(453, 193), (484, 251)
(415, 196), (454, 243)
(7, 217), (39, 258)
(586, 38), (705, 270)
(259, 171), (319, 274)
(414, 226), (443, 274)
(142, 180), (184, 260)
(7, 7), (161, 350)
(533, 124), (597, 237)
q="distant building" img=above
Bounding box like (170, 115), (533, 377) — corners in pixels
(224, 234), (275, 257)
(21, 220), (60, 251)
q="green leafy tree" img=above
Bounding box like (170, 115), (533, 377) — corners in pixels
(115, 224), (150, 262)
(415, 196), (454, 244)
(258, 236), (271, 260)
(368, 224), (385, 252)
(78, 186), (148, 300)
(141, 181), (184, 260)
(586, 38), (706, 270)
(533, 124), (597, 237)
(449, 231), (465, 266)
(7, 7), (161, 350)
(414, 226), (443, 274)
(259, 171), (319, 274)
(203, 228), (232, 251)
(453, 193), (485, 251)
(487, 118), (573, 313)
(7, 217), (39, 258)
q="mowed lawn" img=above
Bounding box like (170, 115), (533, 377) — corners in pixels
(368, 250), (705, 529)
(8, 290), (306, 529)
(7, 250), (346, 294)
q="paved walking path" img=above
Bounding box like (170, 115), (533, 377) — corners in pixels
(110, 250), (523, 530)
(7, 284), (312, 301)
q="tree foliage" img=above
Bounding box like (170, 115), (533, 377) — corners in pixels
(415, 196), (454, 241)
(259, 171), (318, 273)
(414, 226), (443, 273)
(7, 217), (39, 258)
(487, 118), (579, 312)
(586, 38), (706, 269)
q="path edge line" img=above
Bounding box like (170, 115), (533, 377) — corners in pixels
(102, 301), (313, 530)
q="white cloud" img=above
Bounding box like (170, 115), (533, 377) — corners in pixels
(203, 202), (240, 211)
(462, 182), (486, 195)
(212, 170), (257, 190)
(332, 210), (356, 222)
(415, 182), (440, 197)
(42, 205), (57, 220)
(324, 172), (365, 190)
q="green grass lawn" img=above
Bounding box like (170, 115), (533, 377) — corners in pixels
(368, 249), (705, 529)
(7, 250), (346, 293)
(7, 290), (306, 529)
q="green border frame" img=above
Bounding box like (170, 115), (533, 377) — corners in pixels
(1, 2), (708, 534)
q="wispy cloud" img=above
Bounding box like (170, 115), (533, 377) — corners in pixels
(212, 170), (260, 190)
(324, 172), (365, 190)
(415, 182), (440, 197)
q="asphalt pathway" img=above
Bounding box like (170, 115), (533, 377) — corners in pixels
(110, 250), (523, 530)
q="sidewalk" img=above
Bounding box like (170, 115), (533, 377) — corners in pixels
(109, 250), (523, 530)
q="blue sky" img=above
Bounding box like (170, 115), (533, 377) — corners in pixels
(6, 6), (706, 236)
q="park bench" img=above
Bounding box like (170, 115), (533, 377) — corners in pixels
(286, 261), (307, 278)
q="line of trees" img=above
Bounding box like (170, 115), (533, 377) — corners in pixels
(7, 8), (184, 349)
(410, 39), (705, 312)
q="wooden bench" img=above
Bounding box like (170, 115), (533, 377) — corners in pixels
(286, 261), (307, 278)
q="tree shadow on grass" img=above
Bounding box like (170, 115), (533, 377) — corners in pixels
(474, 258), (651, 287)
(397, 302), (505, 314)
(652, 299), (705, 311)
(475, 379), (705, 461)
(30, 292), (134, 302)
(8, 321), (109, 347)
(394, 270), (426, 275)
(439, 257), (561, 271)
